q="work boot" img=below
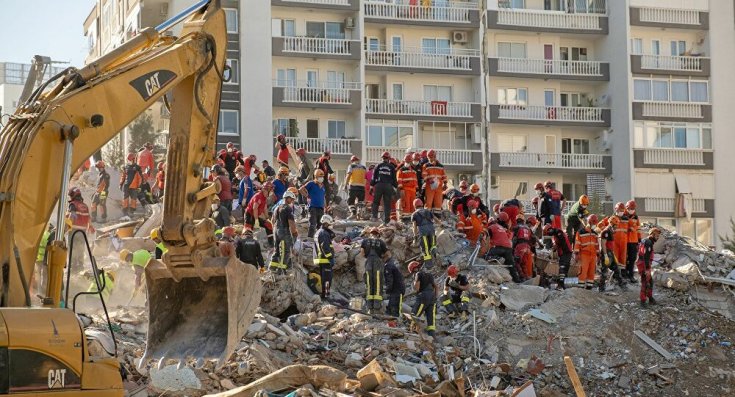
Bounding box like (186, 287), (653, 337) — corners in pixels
(427, 330), (435, 338)
(648, 296), (657, 305)
(640, 300), (648, 308)
(585, 282), (593, 290)
(628, 276), (638, 284)
(598, 282), (606, 292)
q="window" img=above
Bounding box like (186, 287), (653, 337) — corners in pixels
(670, 40), (686, 56)
(392, 83), (403, 100)
(367, 37), (380, 51)
(276, 69), (296, 87)
(559, 47), (588, 61)
(327, 71), (345, 88)
(306, 21), (345, 39)
(422, 38), (451, 55)
(283, 20), (295, 37)
(498, 42), (527, 58)
(631, 38), (643, 55)
(365, 124), (415, 147)
(218, 110), (239, 136)
(652, 80), (669, 101)
(690, 81), (709, 102)
(497, 88), (527, 105)
(562, 138), (590, 154)
(224, 9), (238, 33)
(497, 135), (527, 152)
(560, 92), (586, 107)
(306, 70), (318, 87)
(670, 81), (688, 102)
(424, 85), (452, 101)
(224, 59), (238, 84)
(273, 118), (298, 137)
(367, 126), (382, 146)
(633, 121), (713, 149)
(634, 79), (652, 101)
(633, 78), (709, 103)
(328, 120), (346, 139)
(544, 90), (555, 106)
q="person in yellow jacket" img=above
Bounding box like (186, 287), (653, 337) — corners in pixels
(33, 223), (55, 295)
(120, 248), (152, 305)
(87, 269), (116, 301)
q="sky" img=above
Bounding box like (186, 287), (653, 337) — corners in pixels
(0, 0), (96, 67)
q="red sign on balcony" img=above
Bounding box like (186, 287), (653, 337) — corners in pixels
(431, 100), (448, 115)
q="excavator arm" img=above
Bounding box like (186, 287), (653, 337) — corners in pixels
(0, 0), (261, 368)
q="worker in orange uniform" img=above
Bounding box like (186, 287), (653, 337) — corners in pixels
(611, 202), (630, 280)
(464, 200), (486, 245)
(119, 152), (144, 217)
(625, 200), (640, 284)
(421, 149), (446, 218)
(90, 161), (110, 222)
(137, 142), (156, 185)
(397, 154), (418, 221)
(574, 214), (599, 289)
(513, 215), (536, 280)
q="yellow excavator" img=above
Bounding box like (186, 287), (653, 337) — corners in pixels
(0, 0), (261, 394)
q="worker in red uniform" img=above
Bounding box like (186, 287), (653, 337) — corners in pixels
(315, 151), (335, 206)
(243, 154), (258, 179)
(513, 215), (535, 280)
(90, 161), (110, 222)
(544, 224), (573, 290)
(599, 216), (626, 292)
(137, 142), (156, 184)
(219, 142), (244, 179)
(421, 150), (446, 217)
(574, 214), (599, 289)
(397, 154), (418, 221)
(611, 202), (630, 279)
(275, 134), (290, 167)
(67, 187), (93, 271)
(500, 197), (522, 228)
(486, 212), (521, 282)
(213, 164), (233, 210)
(637, 228), (661, 306)
(542, 181), (565, 229)
(625, 200), (640, 284)
(155, 162), (166, 199)
(466, 184), (490, 218)
(246, 181), (274, 246)
(120, 153), (144, 217)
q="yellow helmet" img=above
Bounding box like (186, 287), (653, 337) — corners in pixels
(150, 228), (160, 241)
(119, 249), (131, 262)
(105, 269), (116, 282)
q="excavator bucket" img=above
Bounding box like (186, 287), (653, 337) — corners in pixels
(141, 255), (262, 367)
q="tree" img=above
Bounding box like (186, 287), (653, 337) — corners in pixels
(102, 134), (124, 169)
(127, 112), (156, 153)
(719, 217), (735, 252)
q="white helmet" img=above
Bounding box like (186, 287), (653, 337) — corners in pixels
(283, 191), (296, 200)
(320, 214), (334, 224)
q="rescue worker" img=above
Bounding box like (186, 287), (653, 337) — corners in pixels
(151, 228), (168, 260)
(371, 151), (398, 224)
(34, 223), (55, 294)
(213, 164), (233, 210)
(262, 160), (276, 178)
(344, 155), (367, 219)
(487, 212), (521, 282)
(137, 142), (155, 184)
(637, 228), (661, 306)
(574, 214), (599, 289)
(361, 227), (388, 313)
(513, 215), (535, 280)
(246, 181), (274, 245)
(87, 269), (115, 301)
(544, 224), (573, 289)
(155, 162), (165, 199)
(67, 187), (92, 271)
(411, 152), (424, 199)
(411, 198), (437, 267)
(566, 195), (591, 244)
(315, 151), (334, 206)
(91, 160), (110, 222)
(625, 200), (640, 284)
(119, 152), (144, 217)
(365, 164), (375, 209)
(409, 260), (438, 337)
(300, 169), (327, 238)
(236, 166), (254, 209)
(397, 154), (419, 220)
(275, 134), (290, 167)
(441, 264), (470, 318)
(270, 190), (298, 272)
(326, 173), (339, 206)
(273, 166), (290, 202)
(543, 181), (565, 229)
(313, 215), (336, 299)
(611, 202), (630, 279)
(599, 216), (626, 292)
(468, 184), (490, 218)
(219, 142), (245, 178)
(534, 183), (550, 227)
(383, 251), (405, 317)
(243, 154), (259, 179)
(235, 228), (265, 270)
(500, 197), (522, 228)
(120, 248), (152, 305)
(421, 150), (447, 217)
(211, 197), (231, 229)
(464, 200), (486, 246)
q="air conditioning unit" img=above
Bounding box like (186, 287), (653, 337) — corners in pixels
(600, 129), (612, 152)
(452, 31), (468, 44)
(345, 17), (355, 29)
(490, 175), (499, 188)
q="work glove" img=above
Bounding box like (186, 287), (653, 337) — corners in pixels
(604, 256), (610, 266)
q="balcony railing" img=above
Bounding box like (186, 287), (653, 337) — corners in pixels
(496, 105), (605, 123)
(366, 47), (480, 71)
(282, 37), (355, 55)
(644, 197), (705, 213)
(638, 7), (700, 25)
(274, 80), (360, 104)
(281, 0), (350, 5)
(494, 57), (603, 76)
(279, 136), (355, 155)
(642, 148), (706, 166)
(640, 55), (706, 72)
(498, 0), (606, 13)
(366, 98), (474, 118)
(365, 0), (478, 23)
(497, 152), (607, 169)
(366, 147), (478, 166)
(641, 102), (705, 119)
(496, 9), (603, 30)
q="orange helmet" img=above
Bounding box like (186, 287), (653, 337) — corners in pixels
(278, 166), (289, 175)
(408, 261), (421, 273)
(579, 195), (590, 206)
(447, 264), (459, 278)
(223, 226), (236, 238)
(649, 227), (662, 236)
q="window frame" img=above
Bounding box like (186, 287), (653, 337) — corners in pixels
(327, 120), (346, 139)
(633, 77), (710, 104)
(224, 59), (238, 85)
(497, 87), (528, 105)
(218, 109), (239, 136)
(224, 8), (238, 34)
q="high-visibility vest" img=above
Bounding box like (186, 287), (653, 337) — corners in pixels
(37, 231), (51, 262)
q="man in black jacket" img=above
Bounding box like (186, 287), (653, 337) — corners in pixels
(313, 214), (336, 299)
(383, 252), (405, 317)
(235, 228), (265, 269)
(371, 151), (397, 224)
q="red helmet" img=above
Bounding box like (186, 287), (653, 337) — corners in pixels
(543, 180), (553, 189)
(412, 153), (421, 161)
(296, 148), (306, 155)
(468, 200), (479, 210)
(408, 261), (421, 273)
(458, 180), (468, 189)
(532, 196), (540, 208)
(492, 203), (500, 213)
(413, 198), (424, 208)
(223, 226), (236, 237)
(157, 162), (165, 171)
(276, 134), (285, 142)
(262, 181), (273, 190)
(420, 150), (428, 159)
(543, 224), (553, 235)
(427, 149), (436, 159)
(350, 155), (359, 162)
(226, 142), (235, 148)
(626, 200), (637, 210)
(127, 153), (136, 162)
(587, 214), (599, 226)
(68, 187), (82, 199)
(527, 215), (538, 226)
(615, 202), (625, 212)
(447, 264), (458, 278)
(381, 151), (391, 159)
(497, 212), (509, 223)
(403, 154), (412, 163)
(534, 182), (544, 191)
(95, 160), (105, 169)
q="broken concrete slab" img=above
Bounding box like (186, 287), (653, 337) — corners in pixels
(500, 285), (549, 311)
(203, 365), (347, 397)
(526, 308), (556, 324)
(634, 330), (674, 360)
(357, 359), (395, 391)
(149, 365), (202, 392)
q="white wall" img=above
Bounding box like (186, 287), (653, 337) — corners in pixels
(272, 108), (361, 139)
(630, 0), (708, 10)
(0, 84), (23, 115)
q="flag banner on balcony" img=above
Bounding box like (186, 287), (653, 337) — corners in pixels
(675, 193), (693, 221)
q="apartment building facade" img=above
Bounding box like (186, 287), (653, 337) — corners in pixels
(85, 0), (735, 247)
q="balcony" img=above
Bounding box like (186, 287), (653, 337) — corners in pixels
(487, 8), (608, 34)
(630, 7), (709, 30)
(630, 55), (710, 77)
(632, 101), (712, 122)
(366, 147), (481, 169)
(272, 37), (361, 60)
(274, 137), (362, 159)
(633, 148), (713, 170)
(365, 47), (481, 75)
(364, 0), (481, 28)
(271, 0), (359, 11)
(272, 81), (361, 110)
(491, 152), (611, 174)
(489, 105), (611, 127)
(366, 99), (482, 122)
(488, 57), (609, 81)
(638, 197), (712, 217)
